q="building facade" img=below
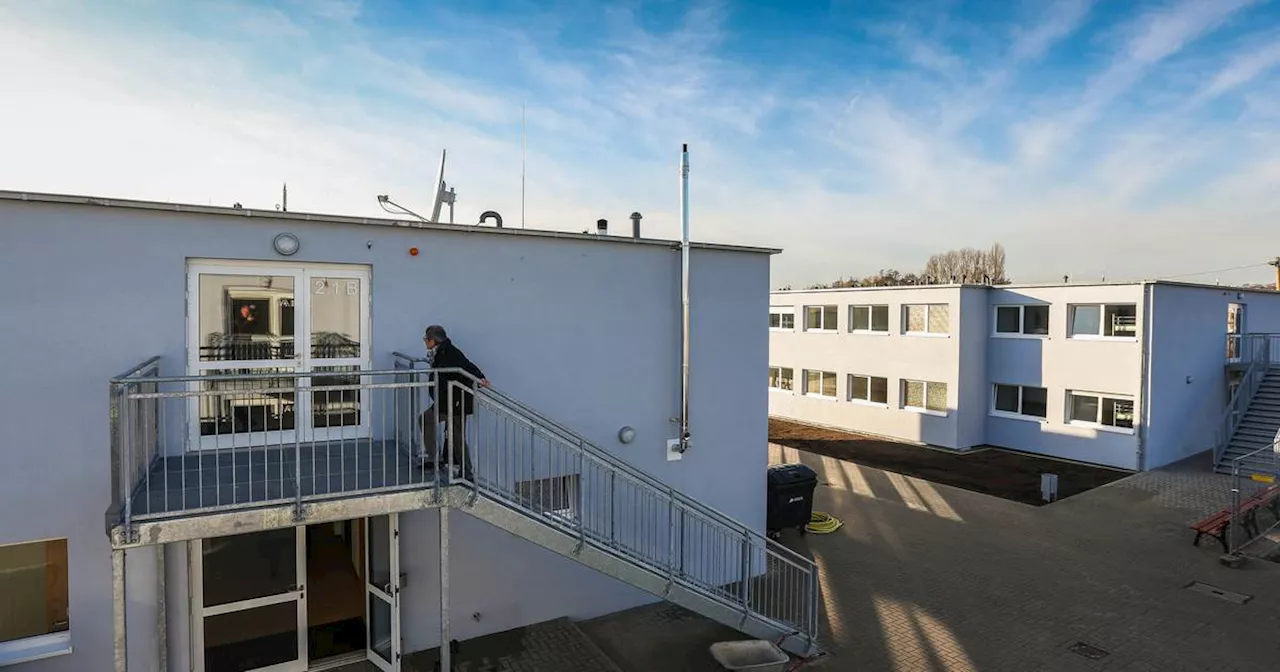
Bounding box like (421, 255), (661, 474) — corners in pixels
(0, 192), (818, 672)
(768, 282), (1280, 471)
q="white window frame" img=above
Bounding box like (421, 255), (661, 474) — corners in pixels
(0, 538), (73, 666)
(902, 304), (950, 337)
(848, 374), (889, 406)
(769, 306), (795, 332)
(991, 383), (1048, 422)
(849, 305), (890, 335)
(803, 305), (839, 332)
(1066, 390), (1136, 434)
(993, 304), (1050, 338)
(1067, 303), (1138, 340)
(803, 369), (839, 400)
(901, 379), (948, 415)
(768, 366), (794, 393)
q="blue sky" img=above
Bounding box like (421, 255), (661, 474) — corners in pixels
(2, 0), (1279, 287)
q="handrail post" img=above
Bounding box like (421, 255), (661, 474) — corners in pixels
(293, 374), (303, 521)
(740, 531), (751, 617)
(666, 490), (676, 591)
(576, 450), (586, 554)
(121, 382), (133, 538)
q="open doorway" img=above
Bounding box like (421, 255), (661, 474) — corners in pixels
(306, 521), (367, 664)
(193, 516), (400, 672)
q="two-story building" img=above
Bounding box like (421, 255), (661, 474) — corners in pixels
(768, 282), (1280, 472)
(0, 191), (819, 672)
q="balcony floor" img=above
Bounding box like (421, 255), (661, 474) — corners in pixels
(129, 440), (442, 518)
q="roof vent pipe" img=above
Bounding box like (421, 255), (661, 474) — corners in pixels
(596, 219), (607, 235)
(479, 210), (503, 228)
(630, 211), (643, 239)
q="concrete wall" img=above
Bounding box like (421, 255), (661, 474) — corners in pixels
(983, 284), (1144, 469)
(0, 200), (770, 670)
(768, 287), (963, 447)
(1145, 284), (1280, 468)
(768, 284), (1148, 469)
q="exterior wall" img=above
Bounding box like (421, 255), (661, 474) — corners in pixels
(1145, 284), (1280, 468)
(768, 287), (964, 448)
(983, 285), (1144, 469)
(767, 283), (1148, 469)
(0, 200), (769, 670)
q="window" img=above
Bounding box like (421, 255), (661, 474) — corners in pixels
(992, 384), (1048, 419)
(903, 304), (949, 335)
(848, 374), (889, 405)
(994, 305), (1049, 336)
(1067, 392), (1135, 431)
(768, 366), (794, 392)
(804, 305), (838, 332)
(804, 370), (838, 398)
(1068, 304), (1137, 338)
(0, 539), (70, 665)
(850, 305), (890, 333)
(769, 306), (795, 331)
(902, 379), (947, 413)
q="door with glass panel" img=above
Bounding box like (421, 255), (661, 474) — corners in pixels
(194, 528), (307, 672)
(187, 263), (371, 450)
(365, 514), (401, 671)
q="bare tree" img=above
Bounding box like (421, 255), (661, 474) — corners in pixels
(924, 243), (1009, 284)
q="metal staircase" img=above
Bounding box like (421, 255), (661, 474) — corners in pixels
(423, 365), (821, 657)
(1217, 367), (1280, 476)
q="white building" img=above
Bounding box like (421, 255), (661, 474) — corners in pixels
(768, 282), (1280, 472)
(0, 190), (818, 672)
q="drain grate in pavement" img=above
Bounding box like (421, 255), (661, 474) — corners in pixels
(1068, 642), (1109, 660)
(1185, 581), (1252, 604)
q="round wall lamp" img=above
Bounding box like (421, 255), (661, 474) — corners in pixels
(618, 426), (636, 444)
(409, 247), (420, 257)
(273, 232), (300, 256)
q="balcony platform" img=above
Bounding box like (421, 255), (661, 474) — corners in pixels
(128, 439), (439, 517)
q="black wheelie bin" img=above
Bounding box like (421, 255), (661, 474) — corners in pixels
(766, 463), (817, 539)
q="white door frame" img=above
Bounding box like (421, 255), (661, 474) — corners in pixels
(189, 528), (309, 672)
(364, 514), (401, 672)
(185, 261), (372, 451)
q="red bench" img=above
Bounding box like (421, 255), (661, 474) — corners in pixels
(1190, 485), (1280, 553)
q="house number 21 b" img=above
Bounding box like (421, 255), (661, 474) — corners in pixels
(314, 279), (359, 296)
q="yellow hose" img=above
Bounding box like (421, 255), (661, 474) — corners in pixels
(805, 511), (843, 534)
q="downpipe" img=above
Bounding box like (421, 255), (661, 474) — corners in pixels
(677, 143), (692, 453)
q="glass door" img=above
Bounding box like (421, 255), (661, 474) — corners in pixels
(187, 263), (372, 450)
(194, 528), (307, 672)
(304, 269), (372, 443)
(364, 514), (400, 671)
(188, 264), (305, 450)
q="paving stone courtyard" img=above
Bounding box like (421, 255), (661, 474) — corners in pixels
(375, 442), (1280, 671)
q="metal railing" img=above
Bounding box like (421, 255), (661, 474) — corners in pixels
(1216, 359), (1267, 466)
(109, 360), (455, 532)
(392, 353), (820, 646)
(1227, 333), (1280, 366)
(110, 355), (820, 645)
(1227, 435), (1280, 556)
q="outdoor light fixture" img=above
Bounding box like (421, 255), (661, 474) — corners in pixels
(273, 232), (300, 256)
(618, 426), (636, 444)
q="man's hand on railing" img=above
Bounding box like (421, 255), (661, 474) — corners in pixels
(479, 378), (491, 388)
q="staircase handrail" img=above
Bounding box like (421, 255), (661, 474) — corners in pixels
(1217, 359), (1262, 465)
(391, 352), (818, 569)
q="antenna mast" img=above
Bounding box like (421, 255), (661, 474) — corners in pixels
(521, 103), (527, 229)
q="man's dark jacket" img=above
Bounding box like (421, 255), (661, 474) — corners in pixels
(430, 338), (486, 416)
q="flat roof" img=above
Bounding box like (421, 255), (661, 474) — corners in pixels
(0, 190), (781, 256)
(772, 280), (1278, 295)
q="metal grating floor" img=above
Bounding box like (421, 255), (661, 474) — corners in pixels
(129, 440), (442, 516)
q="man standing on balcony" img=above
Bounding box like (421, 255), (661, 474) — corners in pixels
(423, 324), (490, 481)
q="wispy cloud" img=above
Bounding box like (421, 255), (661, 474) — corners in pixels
(1, 0), (1279, 288)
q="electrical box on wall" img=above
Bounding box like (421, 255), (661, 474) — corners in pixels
(666, 438), (683, 462)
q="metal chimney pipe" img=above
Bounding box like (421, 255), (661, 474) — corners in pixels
(630, 211), (643, 239)
(678, 144), (691, 454)
(596, 218), (608, 235)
